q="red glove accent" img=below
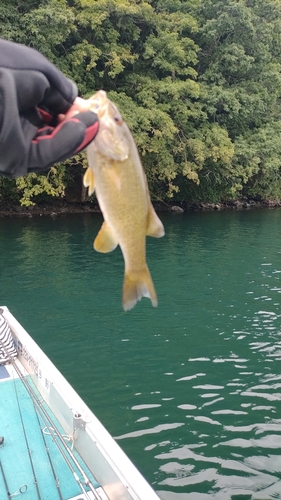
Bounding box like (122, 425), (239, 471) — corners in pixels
(28, 111), (99, 172)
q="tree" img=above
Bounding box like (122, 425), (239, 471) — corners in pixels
(2, 0), (281, 206)
(195, 0), (281, 200)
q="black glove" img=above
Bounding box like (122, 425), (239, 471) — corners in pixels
(0, 39), (99, 178)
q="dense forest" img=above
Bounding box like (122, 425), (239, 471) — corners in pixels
(1, 0), (281, 207)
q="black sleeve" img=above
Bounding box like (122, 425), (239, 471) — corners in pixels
(0, 66), (39, 177)
(0, 39), (99, 178)
(0, 39), (77, 114)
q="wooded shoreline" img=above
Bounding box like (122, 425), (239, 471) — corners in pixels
(2, 1), (281, 208)
(1, 198), (280, 217)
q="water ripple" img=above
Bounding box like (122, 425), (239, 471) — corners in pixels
(115, 422), (185, 440)
(3, 211), (281, 499)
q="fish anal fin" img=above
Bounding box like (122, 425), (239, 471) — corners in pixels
(122, 265), (158, 311)
(83, 168), (95, 196)
(146, 204), (165, 238)
(94, 222), (118, 253)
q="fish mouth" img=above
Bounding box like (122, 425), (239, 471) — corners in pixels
(89, 90), (130, 161)
(89, 90), (108, 118)
(89, 91), (123, 124)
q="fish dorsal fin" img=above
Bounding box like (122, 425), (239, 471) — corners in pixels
(83, 167), (95, 196)
(146, 204), (165, 238)
(94, 222), (118, 253)
(106, 164), (121, 190)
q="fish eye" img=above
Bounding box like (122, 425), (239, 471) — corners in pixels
(114, 115), (123, 125)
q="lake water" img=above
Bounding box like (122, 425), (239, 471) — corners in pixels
(1, 208), (281, 499)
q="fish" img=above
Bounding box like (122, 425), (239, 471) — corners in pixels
(83, 90), (165, 311)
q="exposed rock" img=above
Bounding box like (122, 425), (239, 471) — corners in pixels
(171, 205), (184, 213)
(262, 199), (281, 207)
(0, 197), (281, 217)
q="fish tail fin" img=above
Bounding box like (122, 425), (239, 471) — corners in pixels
(123, 266), (158, 311)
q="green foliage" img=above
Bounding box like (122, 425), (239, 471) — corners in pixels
(2, 0), (281, 205)
(0, 177), (19, 204)
(197, 0), (281, 137)
(194, 0), (281, 201)
(234, 121), (281, 200)
(15, 166), (66, 206)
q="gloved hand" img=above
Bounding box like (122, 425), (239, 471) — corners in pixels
(0, 39), (99, 178)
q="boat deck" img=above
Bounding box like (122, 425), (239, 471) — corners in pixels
(0, 306), (161, 500)
(0, 362), (99, 500)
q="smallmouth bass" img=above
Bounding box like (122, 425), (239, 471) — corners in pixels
(84, 90), (165, 311)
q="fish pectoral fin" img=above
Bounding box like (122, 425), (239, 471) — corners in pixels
(94, 222), (118, 253)
(106, 165), (121, 190)
(83, 167), (95, 196)
(122, 266), (158, 311)
(146, 203), (165, 238)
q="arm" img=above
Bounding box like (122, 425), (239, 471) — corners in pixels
(0, 39), (99, 178)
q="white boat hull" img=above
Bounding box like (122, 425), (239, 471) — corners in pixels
(1, 306), (159, 500)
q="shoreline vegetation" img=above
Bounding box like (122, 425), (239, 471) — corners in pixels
(2, 1), (281, 207)
(1, 198), (280, 217)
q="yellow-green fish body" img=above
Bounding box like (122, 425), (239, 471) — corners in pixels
(84, 90), (164, 311)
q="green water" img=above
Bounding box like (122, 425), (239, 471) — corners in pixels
(1, 209), (281, 499)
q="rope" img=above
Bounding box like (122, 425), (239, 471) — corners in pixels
(42, 427), (74, 450)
